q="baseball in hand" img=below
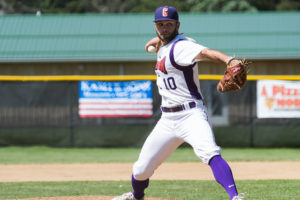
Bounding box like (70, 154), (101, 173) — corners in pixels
(147, 46), (156, 54)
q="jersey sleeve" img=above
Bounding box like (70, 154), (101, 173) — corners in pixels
(173, 40), (207, 66)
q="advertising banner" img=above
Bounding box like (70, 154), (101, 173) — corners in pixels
(257, 80), (300, 118)
(79, 80), (153, 118)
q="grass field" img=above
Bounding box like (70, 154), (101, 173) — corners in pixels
(0, 180), (300, 200)
(0, 146), (299, 200)
(0, 146), (300, 163)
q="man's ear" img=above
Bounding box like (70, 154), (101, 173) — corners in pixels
(177, 22), (180, 30)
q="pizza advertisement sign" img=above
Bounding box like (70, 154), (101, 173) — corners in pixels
(257, 80), (300, 118)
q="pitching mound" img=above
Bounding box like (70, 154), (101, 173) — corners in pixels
(5, 196), (175, 200)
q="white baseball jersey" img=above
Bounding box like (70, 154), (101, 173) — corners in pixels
(155, 34), (207, 107)
(132, 34), (221, 181)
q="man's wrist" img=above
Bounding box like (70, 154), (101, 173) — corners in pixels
(226, 57), (236, 65)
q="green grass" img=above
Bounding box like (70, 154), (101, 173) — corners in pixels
(0, 146), (299, 164)
(0, 180), (299, 200)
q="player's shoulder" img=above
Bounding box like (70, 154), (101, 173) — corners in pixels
(183, 36), (198, 44)
(175, 34), (197, 44)
(175, 34), (201, 49)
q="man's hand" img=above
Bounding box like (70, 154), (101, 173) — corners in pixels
(145, 37), (161, 53)
(227, 59), (240, 68)
(217, 58), (250, 93)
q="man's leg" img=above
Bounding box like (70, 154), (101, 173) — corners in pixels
(131, 174), (149, 199)
(131, 117), (183, 199)
(178, 108), (238, 200)
(209, 155), (238, 200)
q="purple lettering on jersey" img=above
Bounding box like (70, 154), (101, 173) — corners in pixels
(155, 57), (167, 74)
(169, 39), (202, 100)
(163, 77), (177, 90)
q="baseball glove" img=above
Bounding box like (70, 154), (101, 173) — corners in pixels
(217, 58), (250, 93)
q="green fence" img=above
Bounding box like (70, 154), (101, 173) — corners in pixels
(0, 80), (299, 147)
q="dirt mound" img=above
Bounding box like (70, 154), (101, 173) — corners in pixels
(1, 162), (300, 182)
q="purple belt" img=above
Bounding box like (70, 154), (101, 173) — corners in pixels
(161, 102), (196, 113)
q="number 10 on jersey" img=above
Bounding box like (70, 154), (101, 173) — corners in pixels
(163, 77), (177, 90)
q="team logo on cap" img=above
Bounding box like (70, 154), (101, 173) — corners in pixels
(162, 8), (168, 17)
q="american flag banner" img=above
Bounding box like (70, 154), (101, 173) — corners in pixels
(79, 80), (153, 118)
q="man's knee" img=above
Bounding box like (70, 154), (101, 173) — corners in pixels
(193, 146), (221, 164)
(133, 162), (154, 180)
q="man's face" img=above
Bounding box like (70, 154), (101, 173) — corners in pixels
(155, 20), (180, 44)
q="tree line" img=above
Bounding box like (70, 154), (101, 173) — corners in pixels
(0, 0), (300, 14)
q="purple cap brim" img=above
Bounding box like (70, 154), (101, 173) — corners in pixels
(154, 18), (178, 22)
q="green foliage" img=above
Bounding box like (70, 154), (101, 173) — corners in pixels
(1, 0), (300, 14)
(247, 0), (281, 11)
(187, 0), (257, 12)
(276, 0), (300, 11)
(126, 0), (191, 13)
(249, 0), (300, 11)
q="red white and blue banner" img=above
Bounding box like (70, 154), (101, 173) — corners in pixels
(79, 80), (153, 118)
(257, 80), (300, 118)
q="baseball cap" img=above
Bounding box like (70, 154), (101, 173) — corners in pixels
(154, 6), (179, 22)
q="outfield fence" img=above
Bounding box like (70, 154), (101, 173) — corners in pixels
(0, 75), (299, 148)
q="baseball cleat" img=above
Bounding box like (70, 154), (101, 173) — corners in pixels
(232, 193), (245, 200)
(112, 192), (144, 200)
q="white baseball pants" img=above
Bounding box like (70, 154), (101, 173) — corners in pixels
(133, 102), (221, 180)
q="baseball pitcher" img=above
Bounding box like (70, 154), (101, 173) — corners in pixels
(112, 6), (249, 200)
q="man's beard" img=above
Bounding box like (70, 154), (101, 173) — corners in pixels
(157, 29), (178, 44)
